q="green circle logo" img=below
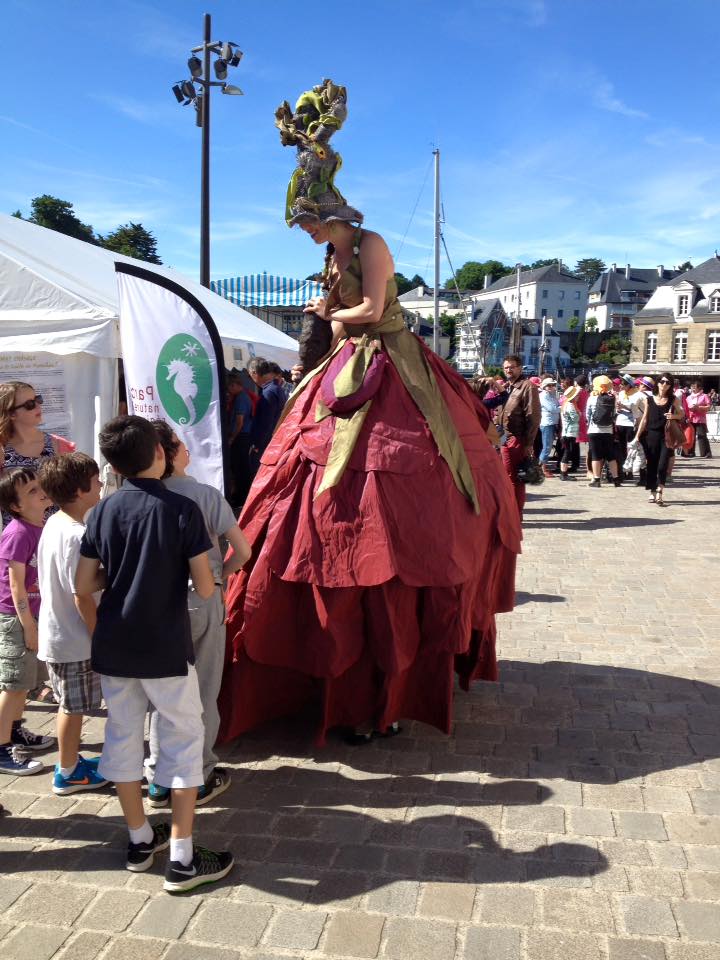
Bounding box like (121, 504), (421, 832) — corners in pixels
(156, 334), (212, 426)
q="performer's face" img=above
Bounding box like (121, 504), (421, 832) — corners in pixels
(300, 221), (330, 245)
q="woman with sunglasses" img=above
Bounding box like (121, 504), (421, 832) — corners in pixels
(635, 373), (684, 506)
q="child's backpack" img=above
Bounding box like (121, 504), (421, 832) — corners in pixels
(591, 393), (615, 427)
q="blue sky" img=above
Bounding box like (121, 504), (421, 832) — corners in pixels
(3, 0), (720, 285)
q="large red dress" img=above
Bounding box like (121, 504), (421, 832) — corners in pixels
(218, 266), (522, 745)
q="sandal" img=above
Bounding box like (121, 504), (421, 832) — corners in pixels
(656, 495), (666, 507)
(344, 722), (402, 746)
(648, 492), (657, 503)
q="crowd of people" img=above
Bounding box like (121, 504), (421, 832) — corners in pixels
(472, 360), (715, 510)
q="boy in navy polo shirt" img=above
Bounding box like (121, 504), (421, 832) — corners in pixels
(75, 416), (234, 893)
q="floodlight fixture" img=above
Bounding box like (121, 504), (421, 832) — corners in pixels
(181, 79), (196, 101)
(222, 84), (244, 96)
(229, 49), (243, 67)
(213, 58), (228, 80)
(187, 55), (202, 78)
(220, 42), (233, 61)
(172, 83), (185, 104)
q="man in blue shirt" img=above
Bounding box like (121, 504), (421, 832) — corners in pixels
(248, 358), (286, 476)
(227, 371), (253, 508)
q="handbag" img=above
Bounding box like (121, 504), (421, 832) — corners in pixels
(665, 418), (685, 450)
(516, 456), (545, 485)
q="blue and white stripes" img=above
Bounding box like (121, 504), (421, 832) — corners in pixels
(211, 274), (324, 308)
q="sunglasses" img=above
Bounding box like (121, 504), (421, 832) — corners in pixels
(12, 394), (44, 412)
(658, 379), (671, 385)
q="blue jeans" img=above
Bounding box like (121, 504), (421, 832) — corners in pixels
(539, 424), (556, 464)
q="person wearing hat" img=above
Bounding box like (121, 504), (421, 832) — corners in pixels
(615, 374), (645, 477)
(559, 385), (581, 480)
(538, 378), (560, 479)
(586, 375), (621, 488)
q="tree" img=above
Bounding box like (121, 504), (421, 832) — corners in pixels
(408, 273), (426, 289)
(677, 260), (694, 273)
(573, 258), (606, 285)
(98, 222), (162, 263)
(568, 316), (580, 331)
(530, 258), (558, 269)
(394, 273), (414, 296)
(23, 195), (96, 244)
(448, 259), (513, 291)
(585, 316), (598, 332)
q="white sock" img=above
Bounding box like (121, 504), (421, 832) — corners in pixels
(170, 836), (193, 866)
(129, 820), (154, 845)
(59, 761), (78, 779)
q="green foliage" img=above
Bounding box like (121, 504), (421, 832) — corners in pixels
(585, 316), (598, 332)
(529, 258), (559, 269)
(439, 311), (456, 341)
(574, 257), (606, 285)
(567, 316), (580, 331)
(677, 260), (694, 273)
(98, 222), (162, 264)
(447, 260), (513, 291)
(21, 195), (96, 244)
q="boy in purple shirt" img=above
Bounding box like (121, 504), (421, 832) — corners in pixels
(0, 467), (56, 775)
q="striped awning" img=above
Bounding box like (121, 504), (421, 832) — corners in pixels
(211, 274), (324, 308)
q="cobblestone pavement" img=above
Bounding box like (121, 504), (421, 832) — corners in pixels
(1, 456), (719, 960)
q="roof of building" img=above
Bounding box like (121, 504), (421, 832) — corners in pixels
(482, 264), (584, 293)
(634, 257), (720, 321)
(522, 323), (559, 337)
(472, 297), (504, 321)
(589, 266), (680, 302)
(397, 285), (463, 303)
(672, 255), (720, 286)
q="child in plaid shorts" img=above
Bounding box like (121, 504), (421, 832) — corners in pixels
(37, 454), (109, 796)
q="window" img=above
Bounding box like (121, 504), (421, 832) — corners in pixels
(673, 330), (688, 362)
(557, 309), (564, 319)
(575, 291), (581, 300)
(707, 330), (720, 361)
(542, 289), (548, 299)
(559, 290), (565, 300)
(573, 309), (580, 318)
(678, 294), (690, 315)
(645, 331), (657, 362)
(710, 295), (720, 313)
(541, 308), (548, 319)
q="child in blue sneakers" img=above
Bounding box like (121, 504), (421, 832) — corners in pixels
(37, 454), (109, 796)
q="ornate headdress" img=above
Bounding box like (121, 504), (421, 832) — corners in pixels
(275, 78), (363, 227)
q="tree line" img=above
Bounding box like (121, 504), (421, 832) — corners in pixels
(11, 195), (162, 264)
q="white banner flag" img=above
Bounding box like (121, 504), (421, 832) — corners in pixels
(115, 264), (227, 493)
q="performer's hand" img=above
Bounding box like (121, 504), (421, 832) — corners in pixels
(290, 364), (304, 384)
(303, 297), (328, 320)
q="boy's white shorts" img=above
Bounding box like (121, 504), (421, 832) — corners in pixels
(99, 666), (204, 789)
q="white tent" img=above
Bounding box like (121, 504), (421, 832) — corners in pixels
(0, 213), (298, 460)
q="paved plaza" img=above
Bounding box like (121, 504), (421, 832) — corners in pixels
(0, 456), (718, 960)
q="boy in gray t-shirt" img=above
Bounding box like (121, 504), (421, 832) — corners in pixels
(147, 422), (250, 806)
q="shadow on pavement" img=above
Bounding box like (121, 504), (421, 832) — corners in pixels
(515, 592), (566, 605)
(524, 517), (680, 531)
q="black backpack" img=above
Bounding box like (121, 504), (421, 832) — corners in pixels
(591, 393), (615, 427)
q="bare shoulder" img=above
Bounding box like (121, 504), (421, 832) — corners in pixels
(360, 230), (390, 253)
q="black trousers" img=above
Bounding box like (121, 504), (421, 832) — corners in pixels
(645, 432), (674, 491)
(694, 423), (712, 457)
(615, 425), (635, 473)
(229, 434), (253, 508)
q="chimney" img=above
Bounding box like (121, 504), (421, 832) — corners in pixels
(625, 264), (631, 279)
(657, 265), (664, 277)
(484, 273), (492, 289)
(611, 263), (617, 272)
(557, 258), (563, 272)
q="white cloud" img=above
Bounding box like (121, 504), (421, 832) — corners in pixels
(592, 78), (648, 119)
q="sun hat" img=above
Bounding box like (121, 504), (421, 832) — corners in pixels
(563, 385), (580, 402)
(530, 376), (542, 386)
(640, 376), (655, 390)
(541, 377), (557, 388)
(592, 374), (613, 393)
(621, 373), (636, 388)
(612, 377), (622, 386)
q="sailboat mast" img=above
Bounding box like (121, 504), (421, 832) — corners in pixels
(433, 148), (440, 355)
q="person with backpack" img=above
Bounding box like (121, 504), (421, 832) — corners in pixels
(586, 375), (621, 488)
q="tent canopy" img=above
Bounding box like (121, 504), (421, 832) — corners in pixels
(0, 213), (298, 369)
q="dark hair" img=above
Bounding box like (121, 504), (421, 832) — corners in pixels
(691, 379), (703, 389)
(248, 357), (272, 377)
(575, 374), (588, 388)
(98, 415), (158, 477)
(0, 467), (36, 516)
(503, 354), (521, 366)
(38, 454), (99, 508)
(267, 361), (284, 377)
(654, 372), (674, 395)
(468, 375), (495, 400)
(151, 420), (180, 479)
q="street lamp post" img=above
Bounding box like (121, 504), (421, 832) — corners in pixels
(172, 12), (243, 288)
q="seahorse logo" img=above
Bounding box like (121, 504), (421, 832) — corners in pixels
(156, 334), (213, 426)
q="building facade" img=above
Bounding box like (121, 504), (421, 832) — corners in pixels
(626, 256), (720, 385)
(586, 264), (680, 333)
(469, 263), (589, 333)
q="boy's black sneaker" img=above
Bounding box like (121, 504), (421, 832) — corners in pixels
(11, 721), (56, 752)
(196, 767), (231, 806)
(164, 845), (234, 893)
(126, 822), (171, 872)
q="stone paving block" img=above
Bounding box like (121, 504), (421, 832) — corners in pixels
(615, 811), (668, 841)
(607, 937), (667, 960)
(617, 895), (679, 937)
(366, 880), (419, 915)
(688, 790), (720, 815)
(131, 896), (200, 939)
(525, 930), (604, 960)
(101, 937), (168, 960)
(165, 946), (247, 960)
(642, 787), (693, 813)
(463, 926), (522, 960)
(541, 889), (614, 931)
(323, 911), (385, 957)
(1, 924), (70, 960)
(684, 846), (720, 872)
(502, 805), (565, 833)
(382, 917), (457, 960)
(683, 871), (720, 899)
(188, 901), (273, 948)
(568, 806), (616, 837)
(672, 901), (720, 942)
(418, 881), (476, 921)
(665, 815), (720, 845)
(77, 889), (148, 932)
(666, 945), (720, 960)
(626, 868), (685, 897)
(647, 843), (687, 869)
(6, 881), (95, 926)
(53, 931), (109, 960)
(477, 885), (535, 925)
(0, 877), (30, 911)
(262, 909), (326, 950)
(600, 840), (653, 867)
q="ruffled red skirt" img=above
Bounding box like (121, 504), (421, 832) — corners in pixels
(218, 340), (521, 744)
